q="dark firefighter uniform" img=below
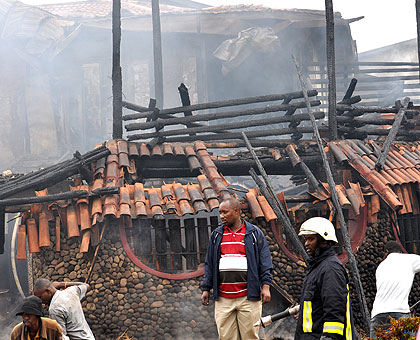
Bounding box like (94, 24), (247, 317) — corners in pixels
(295, 248), (354, 340)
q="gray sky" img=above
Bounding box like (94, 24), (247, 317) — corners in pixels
(22, 0), (417, 53)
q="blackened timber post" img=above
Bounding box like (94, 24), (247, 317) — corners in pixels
(178, 83), (196, 135)
(152, 0), (164, 108)
(112, 0), (123, 139)
(325, 0), (338, 140)
(242, 132), (310, 265)
(416, 0), (420, 80)
(292, 54), (371, 334)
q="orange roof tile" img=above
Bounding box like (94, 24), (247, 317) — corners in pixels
(330, 140), (420, 214)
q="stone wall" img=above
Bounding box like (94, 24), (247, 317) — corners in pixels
(33, 225), (216, 340)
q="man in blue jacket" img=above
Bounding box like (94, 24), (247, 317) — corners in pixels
(201, 197), (273, 340)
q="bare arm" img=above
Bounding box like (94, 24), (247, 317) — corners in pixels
(53, 281), (91, 292)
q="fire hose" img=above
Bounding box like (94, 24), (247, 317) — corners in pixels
(254, 305), (300, 328)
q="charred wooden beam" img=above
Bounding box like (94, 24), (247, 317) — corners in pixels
(0, 146), (110, 200)
(338, 126), (420, 139)
(308, 61), (420, 67)
(152, 0), (164, 107)
(112, 0), (123, 139)
(375, 97), (410, 171)
(125, 100), (321, 132)
(178, 83), (195, 134)
(286, 144), (327, 195)
(247, 166), (309, 265)
(337, 104), (419, 115)
(129, 125), (328, 143)
(0, 211), (4, 254)
(337, 115), (420, 127)
(128, 111), (325, 140)
(0, 187), (119, 207)
(325, 0), (337, 140)
(337, 79), (359, 117)
(204, 140), (317, 148)
(214, 155), (322, 176)
(342, 79), (358, 100)
(243, 132), (310, 264)
(122, 90), (318, 120)
(416, 0), (420, 80)
(293, 53), (371, 333)
(136, 155), (322, 177)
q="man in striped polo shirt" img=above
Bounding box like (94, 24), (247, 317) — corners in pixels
(201, 197), (273, 340)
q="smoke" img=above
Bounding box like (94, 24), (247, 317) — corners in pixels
(0, 320), (20, 340)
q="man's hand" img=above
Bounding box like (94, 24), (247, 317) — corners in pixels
(201, 291), (210, 306)
(261, 284), (271, 304)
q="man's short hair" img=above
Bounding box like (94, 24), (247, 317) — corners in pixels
(220, 197), (241, 211)
(385, 240), (402, 253)
(33, 278), (52, 292)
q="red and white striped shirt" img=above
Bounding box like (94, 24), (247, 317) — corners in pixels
(219, 221), (247, 298)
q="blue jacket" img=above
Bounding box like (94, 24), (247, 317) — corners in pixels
(201, 220), (273, 301)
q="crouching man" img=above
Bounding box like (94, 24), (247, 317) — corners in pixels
(11, 295), (64, 340)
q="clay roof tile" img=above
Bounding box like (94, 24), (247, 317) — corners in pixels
(148, 188), (161, 207)
(256, 195), (277, 221)
(187, 184), (204, 203)
(162, 143), (173, 156)
(139, 143), (151, 158)
(207, 198), (220, 211)
(151, 145), (162, 157)
(187, 156), (202, 172)
(128, 142), (139, 157)
(134, 183), (146, 203)
(173, 143), (185, 157)
(245, 191), (264, 219)
(178, 199), (194, 215)
(107, 140), (118, 155)
(194, 141), (207, 151)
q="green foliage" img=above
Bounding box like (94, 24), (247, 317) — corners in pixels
(370, 316), (420, 340)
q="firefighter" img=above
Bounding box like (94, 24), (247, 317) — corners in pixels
(294, 217), (354, 340)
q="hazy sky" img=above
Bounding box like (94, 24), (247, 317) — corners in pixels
(22, 0), (418, 53)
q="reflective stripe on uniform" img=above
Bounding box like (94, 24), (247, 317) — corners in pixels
(346, 284), (353, 340)
(302, 300), (313, 333)
(323, 321), (344, 335)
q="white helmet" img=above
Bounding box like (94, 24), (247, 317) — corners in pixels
(298, 217), (338, 243)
